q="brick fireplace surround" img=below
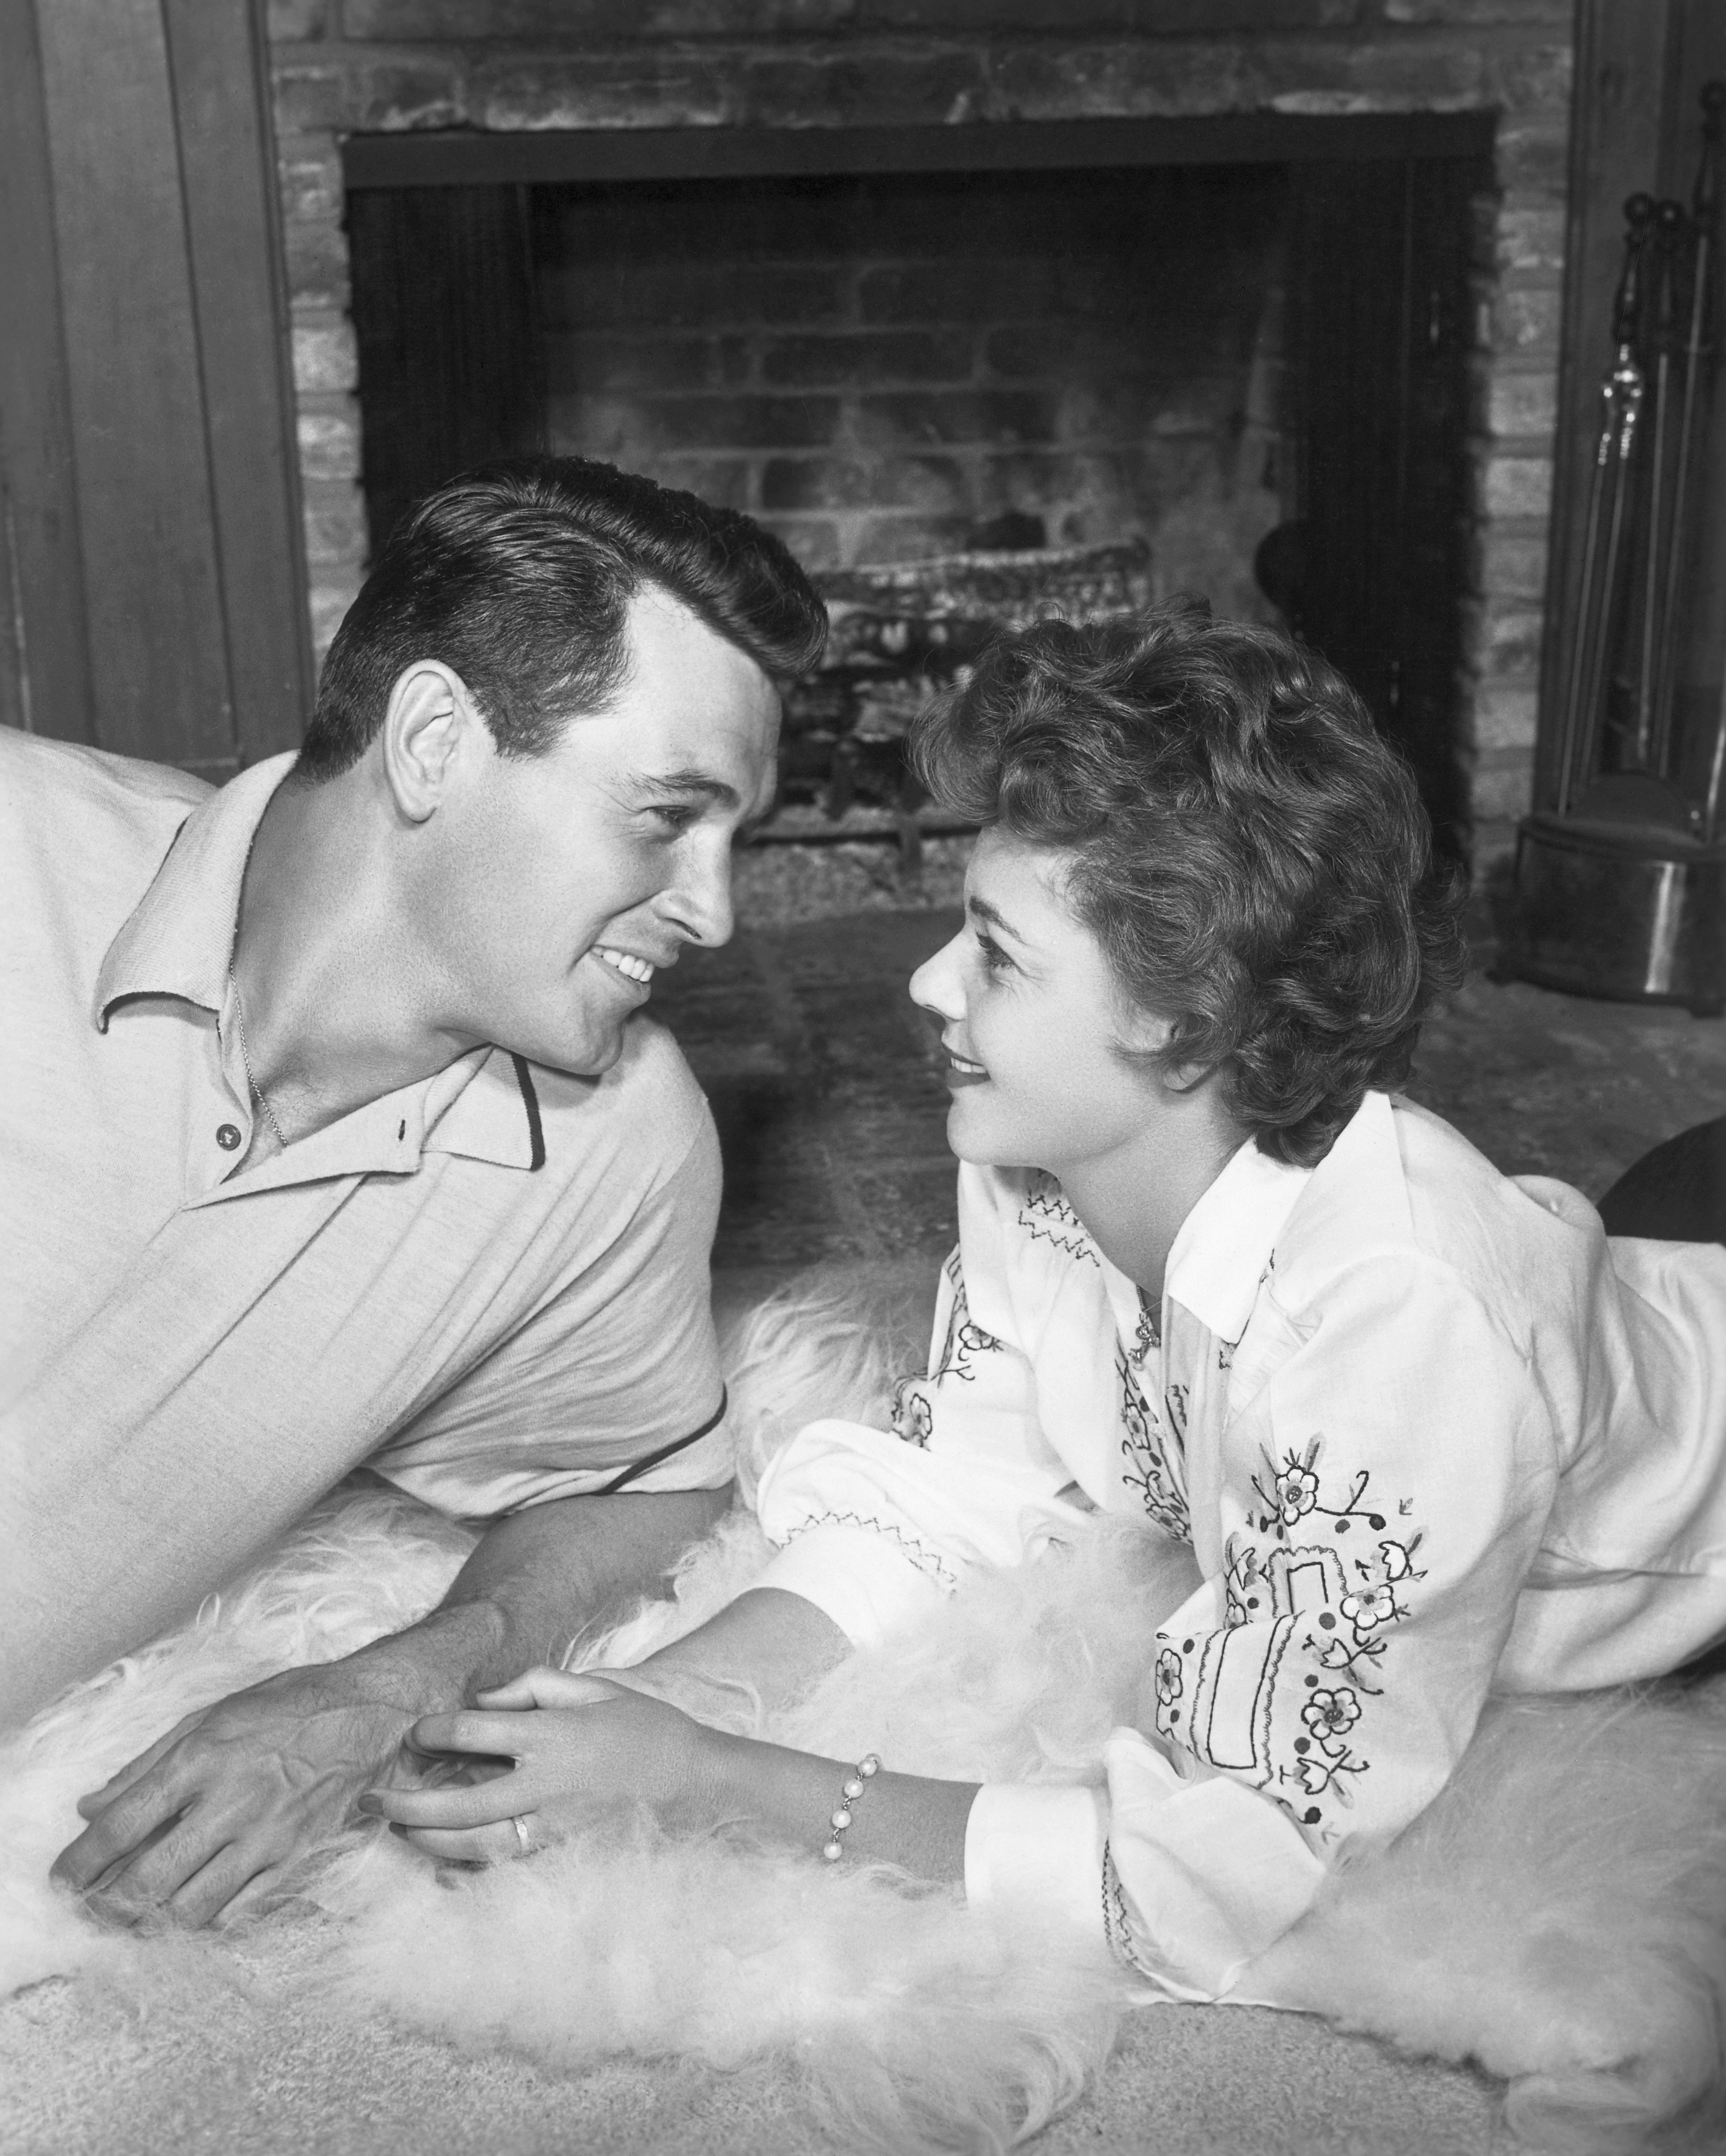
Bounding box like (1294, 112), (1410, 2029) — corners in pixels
(267, 0), (1571, 874)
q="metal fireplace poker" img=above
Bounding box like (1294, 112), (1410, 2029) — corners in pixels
(1510, 83), (1726, 1016)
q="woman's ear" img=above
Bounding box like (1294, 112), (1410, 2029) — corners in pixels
(1116, 1004), (1215, 1094)
(1115, 999), (1177, 1062)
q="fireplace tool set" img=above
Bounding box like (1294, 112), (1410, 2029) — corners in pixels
(1512, 83), (1726, 1013)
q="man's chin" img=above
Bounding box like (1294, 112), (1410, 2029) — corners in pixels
(517, 1015), (632, 1081)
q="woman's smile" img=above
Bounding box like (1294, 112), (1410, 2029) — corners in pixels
(942, 1042), (989, 1088)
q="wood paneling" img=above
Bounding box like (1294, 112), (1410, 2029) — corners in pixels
(0, 0), (94, 744)
(1, 0), (311, 776)
(164, 0), (313, 765)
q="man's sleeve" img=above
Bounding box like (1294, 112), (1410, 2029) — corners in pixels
(368, 1112), (732, 1517)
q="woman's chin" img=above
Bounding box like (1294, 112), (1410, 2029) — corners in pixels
(943, 1098), (1017, 1168)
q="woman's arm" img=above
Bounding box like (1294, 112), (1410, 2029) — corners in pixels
(1082, 1253), (1560, 1998)
(358, 1667), (978, 1878)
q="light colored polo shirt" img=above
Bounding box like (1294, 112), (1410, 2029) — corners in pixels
(0, 728), (730, 1720)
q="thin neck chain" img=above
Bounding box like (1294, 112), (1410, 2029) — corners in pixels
(229, 963), (289, 1150)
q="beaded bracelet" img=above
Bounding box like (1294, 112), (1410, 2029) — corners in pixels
(820, 1752), (881, 1862)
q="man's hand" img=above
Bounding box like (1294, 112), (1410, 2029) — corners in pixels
(48, 1485), (732, 1928)
(50, 1658), (423, 1928)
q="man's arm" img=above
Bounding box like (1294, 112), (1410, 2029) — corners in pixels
(52, 1485), (730, 1927)
(600, 1586), (854, 1718)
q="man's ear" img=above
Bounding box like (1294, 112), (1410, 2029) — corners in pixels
(379, 662), (483, 824)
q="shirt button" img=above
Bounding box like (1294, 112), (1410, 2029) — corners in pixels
(216, 1123), (242, 1151)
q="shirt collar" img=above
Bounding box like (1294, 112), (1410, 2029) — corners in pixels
(93, 752), (546, 1185)
(1163, 1131), (1315, 1344)
(426, 1049), (548, 1170)
(94, 754), (297, 1028)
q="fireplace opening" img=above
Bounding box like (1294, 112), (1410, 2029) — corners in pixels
(347, 125), (1486, 858)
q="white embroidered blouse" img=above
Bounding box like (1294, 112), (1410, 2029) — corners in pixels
(752, 1091), (1726, 2000)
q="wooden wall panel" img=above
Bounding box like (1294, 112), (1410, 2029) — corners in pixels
(164, 0), (313, 764)
(1, 0), (311, 777)
(0, 0), (94, 744)
(34, 0), (236, 770)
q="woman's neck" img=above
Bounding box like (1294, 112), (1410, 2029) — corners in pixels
(1057, 1079), (1249, 1300)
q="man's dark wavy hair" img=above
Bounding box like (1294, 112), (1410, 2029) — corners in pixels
(296, 456), (827, 782)
(911, 597), (1466, 1168)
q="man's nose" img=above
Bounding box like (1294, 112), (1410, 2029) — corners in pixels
(664, 841), (735, 949)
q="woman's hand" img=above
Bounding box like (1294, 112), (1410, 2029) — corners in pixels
(358, 1666), (723, 1864)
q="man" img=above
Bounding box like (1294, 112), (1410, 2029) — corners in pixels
(0, 456), (825, 1925)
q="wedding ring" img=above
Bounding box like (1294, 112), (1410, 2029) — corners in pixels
(512, 1813), (532, 1854)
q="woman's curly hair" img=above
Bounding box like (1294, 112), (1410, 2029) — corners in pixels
(910, 597), (1466, 1167)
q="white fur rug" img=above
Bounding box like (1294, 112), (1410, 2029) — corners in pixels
(3, 1289), (1724, 2155)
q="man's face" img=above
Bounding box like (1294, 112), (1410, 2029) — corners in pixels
(422, 586), (781, 1076)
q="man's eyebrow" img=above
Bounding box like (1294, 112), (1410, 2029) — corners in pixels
(967, 894), (1029, 944)
(636, 769), (743, 810)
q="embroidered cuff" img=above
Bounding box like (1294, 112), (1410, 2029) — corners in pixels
(963, 1782), (1114, 1964)
(753, 1522), (947, 1648)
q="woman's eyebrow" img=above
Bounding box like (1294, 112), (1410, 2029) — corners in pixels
(967, 894), (1029, 945)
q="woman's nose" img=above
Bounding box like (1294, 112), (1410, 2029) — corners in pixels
(909, 932), (966, 1022)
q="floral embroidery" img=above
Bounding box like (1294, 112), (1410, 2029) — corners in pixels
(1272, 1460), (1319, 1527)
(890, 1255), (1002, 1448)
(1130, 1289), (1160, 1367)
(930, 1257), (1002, 1384)
(890, 1383), (933, 1446)
(1341, 1580), (1398, 1629)
(1017, 1175), (1098, 1267)
(1300, 1687), (1360, 1738)
(1247, 1435), (1391, 1541)
(1119, 1352), (1190, 1542)
(1153, 1440), (1426, 1838)
(1163, 1381), (1189, 1461)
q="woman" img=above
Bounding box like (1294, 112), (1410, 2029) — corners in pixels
(362, 600), (1726, 2001)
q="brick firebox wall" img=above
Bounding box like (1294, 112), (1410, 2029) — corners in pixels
(266, 0), (1573, 874)
(536, 163), (1288, 614)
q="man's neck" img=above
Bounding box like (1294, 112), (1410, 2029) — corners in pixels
(231, 773), (470, 1143)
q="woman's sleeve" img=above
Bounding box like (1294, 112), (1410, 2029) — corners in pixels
(752, 1172), (1094, 1648)
(967, 1252), (1560, 1999)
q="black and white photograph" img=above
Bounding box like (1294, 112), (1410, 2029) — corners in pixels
(4, 4), (1726, 2152)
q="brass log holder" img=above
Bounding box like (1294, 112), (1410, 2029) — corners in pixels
(1511, 84), (1726, 1015)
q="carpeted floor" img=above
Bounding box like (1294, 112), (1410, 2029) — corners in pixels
(4, 905), (1721, 2156)
(0, 1952), (1505, 2156)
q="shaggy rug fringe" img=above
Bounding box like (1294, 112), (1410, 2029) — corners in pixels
(2, 1282), (1724, 2153)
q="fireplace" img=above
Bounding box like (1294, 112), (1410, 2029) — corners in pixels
(268, 2), (1573, 875)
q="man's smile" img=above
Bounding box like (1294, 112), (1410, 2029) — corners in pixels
(592, 945), (662, 986)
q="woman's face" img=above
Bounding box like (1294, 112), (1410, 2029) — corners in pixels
(909, 827), (1174, 1178)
